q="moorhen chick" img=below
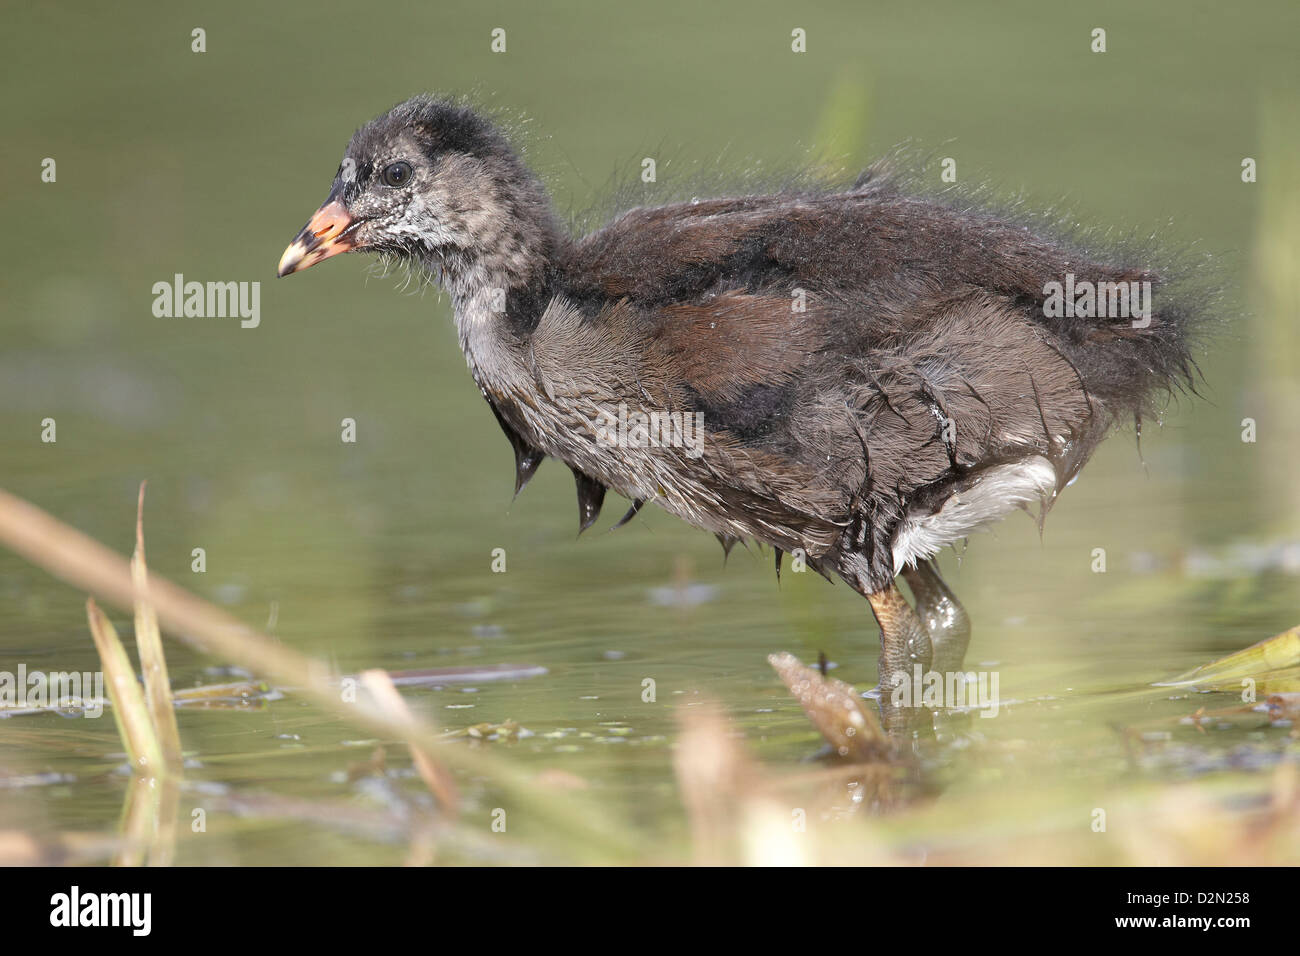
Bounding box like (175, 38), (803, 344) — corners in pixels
(278, 96), (1199, 723)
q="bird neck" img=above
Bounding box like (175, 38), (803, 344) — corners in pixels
(432, 244), (566, 413)
(449, 267), (553, 452)
(418, 169), (565, 335)
(419, 167), (570, 403)
(438, 245), (559, 392)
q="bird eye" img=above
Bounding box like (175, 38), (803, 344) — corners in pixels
(381, 161), (413, 188)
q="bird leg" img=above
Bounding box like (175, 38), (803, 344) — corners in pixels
(867, 583), (933, 734)
(900, 559), (971, 675)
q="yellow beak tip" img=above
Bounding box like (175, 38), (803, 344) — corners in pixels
(277, 244), (305, 277)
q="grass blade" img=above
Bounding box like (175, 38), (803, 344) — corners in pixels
(86, 598), (163, 775)
(1159, 625), (1300, 688)
(131, 481), (183, 772)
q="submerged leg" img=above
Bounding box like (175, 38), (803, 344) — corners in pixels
(867, 583), (933, 734)
(901, 559), (972, 674)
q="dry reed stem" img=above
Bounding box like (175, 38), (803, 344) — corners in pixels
(360, 668), (459, 816)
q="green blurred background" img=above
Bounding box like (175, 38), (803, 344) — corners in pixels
(1, 0), (1297, 863)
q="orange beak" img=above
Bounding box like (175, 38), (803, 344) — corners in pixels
(277, 200), (359, 277)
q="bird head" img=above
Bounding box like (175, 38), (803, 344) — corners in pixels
(277, 96), (549, 280)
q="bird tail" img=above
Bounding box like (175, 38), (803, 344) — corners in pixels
(1028, 262), (1205, 422)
